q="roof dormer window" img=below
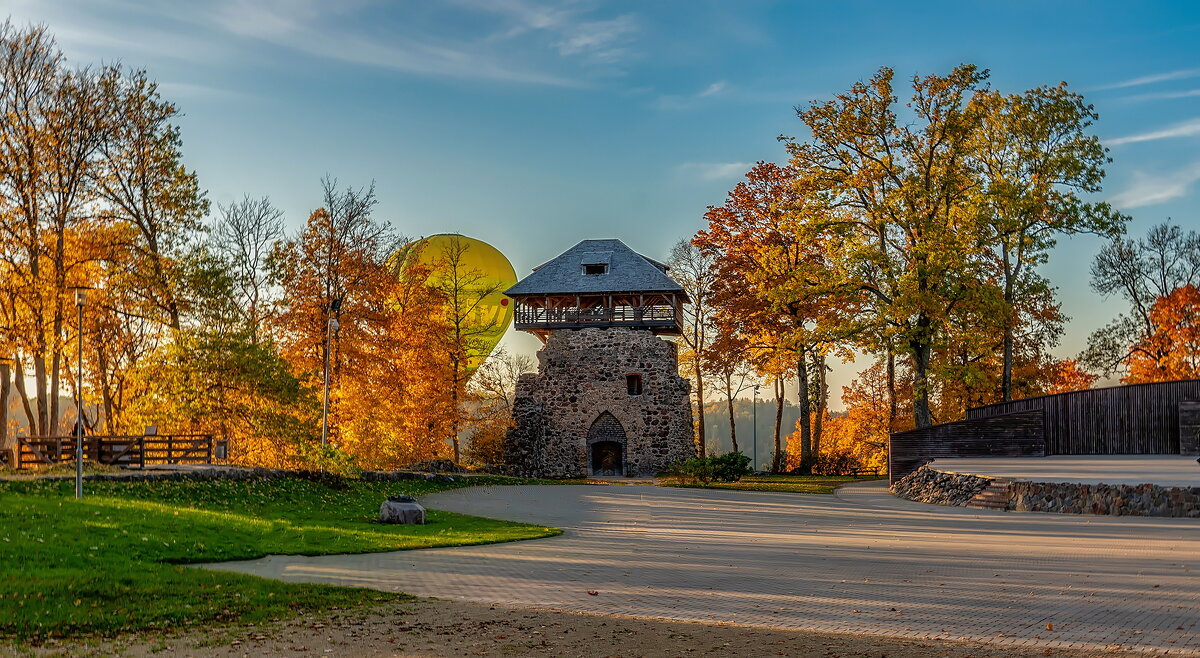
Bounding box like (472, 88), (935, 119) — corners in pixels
(583, 263), (608, 275)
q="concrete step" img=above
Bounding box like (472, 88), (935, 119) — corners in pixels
(966, 480), (1012, 510)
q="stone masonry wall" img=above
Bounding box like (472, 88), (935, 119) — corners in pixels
(503, 327), (694, 478)
(891, 464), (1200, 518)
(1010, 481), (1200, 517)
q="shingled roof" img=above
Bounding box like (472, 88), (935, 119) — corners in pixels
(505, 239), (686, 297)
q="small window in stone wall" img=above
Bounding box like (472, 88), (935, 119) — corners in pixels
(626, 373), (643, 396)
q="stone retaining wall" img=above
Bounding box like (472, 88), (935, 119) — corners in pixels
(1010, 481), (1200, 517)
(889, 465), (991, 506)
(890, 464), (1200, 518)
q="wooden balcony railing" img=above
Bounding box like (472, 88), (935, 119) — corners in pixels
(514, 304), (678, 327)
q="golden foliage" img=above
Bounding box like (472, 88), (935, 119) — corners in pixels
(1124, 285), (1200, 384)
(271, 205), (457, 470)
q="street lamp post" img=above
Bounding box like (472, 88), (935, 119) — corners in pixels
(72, 288), (86, 499)
(752, 384), (761, 473)
(321, 297), (343, 447)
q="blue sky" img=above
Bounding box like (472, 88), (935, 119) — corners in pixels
(4, 0), (1198, 404)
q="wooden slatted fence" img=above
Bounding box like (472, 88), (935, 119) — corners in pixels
(888, 410), (1045, 484)
(889, 379), (1200, 485)
(16, 434), (214, 470)
(967, 379), (1200, 455)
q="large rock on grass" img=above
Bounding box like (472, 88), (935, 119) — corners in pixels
(379, 496), (426, 524)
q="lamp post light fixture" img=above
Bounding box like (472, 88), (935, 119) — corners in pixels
(321, 297), (343, 448)
(752, 383), (761, 473)
(71, 287), (88, 499)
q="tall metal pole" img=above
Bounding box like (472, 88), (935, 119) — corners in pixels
(74, 290), (85, 499)
(752, 384), (759, 473)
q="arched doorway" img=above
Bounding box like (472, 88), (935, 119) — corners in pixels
(587, 412), (626, 476)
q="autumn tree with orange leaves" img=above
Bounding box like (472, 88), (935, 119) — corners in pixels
(790, 362), (906, 475)
(695, 161), (853, 471)
(1084, 223), (1200, 379)
(270, 180), (456, 469)
(669, 239), (718, 457)
(779, 64), (1122, 429)
(1047, 359), (1099, 394)
(1123, 285), (1200, 383)
(0, 22), (212, 443)
(969, 84), (1123, 401)
(695, 64), (1123, 474)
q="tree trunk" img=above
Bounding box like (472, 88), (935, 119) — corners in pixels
(910, 321), (934, 429)
(450, 353), (461, 464)
(813, 351), (827, 460)
(886, 348), (897, 431)
(50, 347), (61, 436)
(1001, 245), (1015, 403)
(726, 387), (739, 455)
(51, 218), (67, 437)
(0, 363), (11, 461)
(1001, 324), (1014, 402)
(34, 348), (48, 436)
(14, 356), (35, 436)
(771, 378), (784, 473)
(694, 369), (706, 457)
(795, 347), (812, 472)
(97, 344), (115, 432)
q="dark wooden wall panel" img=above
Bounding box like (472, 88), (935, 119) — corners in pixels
(966, 379), (1200, 455)
(888, 410), (1045, 484)
(1179, 401), (1200, 456)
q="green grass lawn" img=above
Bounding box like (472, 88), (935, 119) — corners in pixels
(659, 473), (885, 494)
(0, 473), (559, 641)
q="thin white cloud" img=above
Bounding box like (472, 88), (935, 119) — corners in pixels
(1107, 118), (1200, 146)
(677, 161), (752, 182)
(439, 0), (638, 67)
(211, 0), (583, 86)
(1094, 68), (1200, 91)
(552, 15), (637, 62)
(11, 0), (639, 87)
(652, 80), (728, 110)
(156, 81), (248, 102)
(1120, 88), (1200, 103)
(1109, 162), (1200, 209)
(697, 81), (726, 98)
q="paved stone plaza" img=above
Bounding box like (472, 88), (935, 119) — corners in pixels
(209, 483), (1200, 655)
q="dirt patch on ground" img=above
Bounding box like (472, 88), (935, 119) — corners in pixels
(20, 598), (1101, 657)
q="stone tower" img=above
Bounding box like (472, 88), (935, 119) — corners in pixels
(503, 239), (695, 478)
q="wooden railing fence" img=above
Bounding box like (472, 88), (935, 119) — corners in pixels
(15, 434), (214, 470)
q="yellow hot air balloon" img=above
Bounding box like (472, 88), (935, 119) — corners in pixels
(398, 234), (517, 372)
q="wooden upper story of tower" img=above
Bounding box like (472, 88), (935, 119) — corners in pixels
(504, 239), (689, 339)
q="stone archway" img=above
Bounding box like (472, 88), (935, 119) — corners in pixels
(587, 411), (626, 476)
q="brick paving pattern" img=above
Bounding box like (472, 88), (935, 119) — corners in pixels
(207, 482), (1200, 655)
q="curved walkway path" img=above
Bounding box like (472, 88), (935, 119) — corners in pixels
(207, 482), (1200, 655)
